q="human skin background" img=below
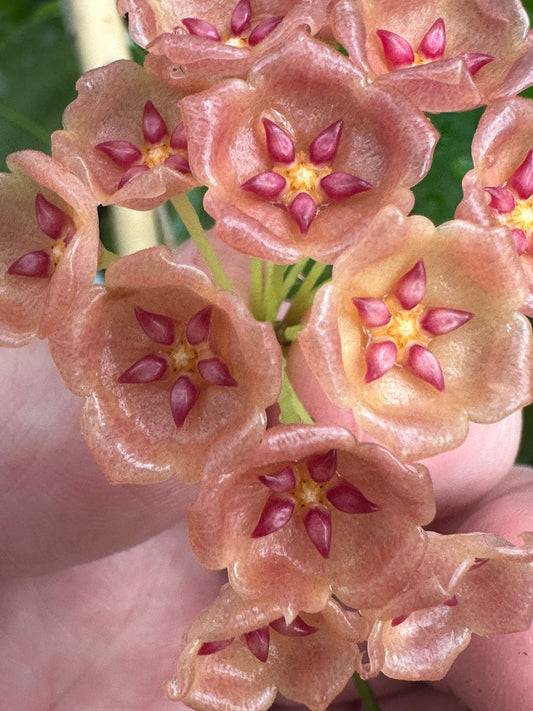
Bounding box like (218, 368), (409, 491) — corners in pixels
(0, 340), (532, 711)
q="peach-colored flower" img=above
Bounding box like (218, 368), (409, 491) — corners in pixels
(119, 0), (327, 80)
(166, 583), (369, 711)
(180, 31), (438, 263)
(360, 531), (533, 681)
(329, 0), (533, 112)
(187, 424), (435, 615)
(456, 96), (533, 315)
(0, 151), (99, 346)
(52, 60), (204, 209)
(298, 206), (533, 461)
(48, 246), (282, 484)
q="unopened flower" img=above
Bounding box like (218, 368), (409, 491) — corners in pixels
(166, 583), (369, 711)
(361, 531), (533, 680)
(48, 247), (281, 484)
(0, 151), (99, 345)
(52, 60), (203, 209)
(298, 206), (533, 460)
(181, 32), (437, 263)
(329, 0), (533, 112)
(456, 96), (533, 315)
(187, 424), (435, 614)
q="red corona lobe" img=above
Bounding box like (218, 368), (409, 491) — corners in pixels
(307, 449), (337, 483)
(134, 305), (175, 344)
(262, 118), (295, 164)
(251, 496), (295, 538)
(34, 193), (69, 238)
(142, 100), (169, 144)
(326, 481), (380, 514)
(509, 149), (533, 200)
(377, 29), (414, 68)
(197, 638), (234, 655)
(118, 353), (168, 383)
(7, 250), (51, 278)
(303, 506), (332, 558)
(170, 375), (199, 428)
(270, 616), (317, 637)
(352, 297), (392, 328)
(230, 0), (252, 36)
(182, 17), (221, 41)
(259, 466), (296, 492)
(95, 140), (142, 168)
(244, 627), (270, 663)
(309, 120), (343, 164)
(418, 18), (446, 60)
(248, 16), (283, 46)
(393, 260), (426, 310)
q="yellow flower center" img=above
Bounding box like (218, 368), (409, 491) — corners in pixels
(413, 52), (431, 66)
(273, 151), (332, 204)
(370, 298), (430, 360)
(142, 140), (172, 169)
(500, 196), (533, 235)
(50, 239), (67, 267)
(225, 35), (248, 47)
(289, 463), (332, 511)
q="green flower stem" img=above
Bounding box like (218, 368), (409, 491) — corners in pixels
(353, 673), (381, 711)
(278, 258), (309, 303)
(282, 260), (327, 327)
(278, 356), (314, 425)
(250, 257), (264, 320)
(171, 193), (234, 291)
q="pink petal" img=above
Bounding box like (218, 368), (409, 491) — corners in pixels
(118, 353), (168, 383)
(7, 250), (51, 278)
(326, 480), (380, 514)
(170, 375), (199, 428)
(262, 118), (295, 164)
(170, 123), (187, 151)
(164, 154), (191, 173)
(197, 358), (237, 387)
(134, 305), (175, 344)
(393, 259), (426, 309)
(181, 17), (221, 41)
(404, 344), (444, 391)
(186, 306), (211, 345)
(95, 140), (141, 168)
(251, 496), (295, 538)
(241, 171), (286, 200)
(288, 192), (317, 234)
(244, 627), (269, 663)
(460, 52), (494, 76)
(420, 307), (474, 335)
(309, 120), (343, 165)
(248, 16), (283, 46)
(508, 149), (533, 200)
(365, 340), (397, 383)
(484, 186), (515, 213)
(259, 466), (296, 492)
(376, 29), (414, 68)
(303, 506), (332, 558)
(307, 449), (337, 483)
(231, 0), (251, 36)
(270, 615), (317, 636)
(34, 193), (68, 239)
(198, 638), (234, 655)
(417, 18), (446, 60)
(320, 172), (372, 200)
(118, 165), (150, 188)
(142, 100), (169, 144)
(352, 297), (391, 328)
(512, 228), (528, 255)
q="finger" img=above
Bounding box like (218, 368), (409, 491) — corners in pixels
(0, 340), (194, 577)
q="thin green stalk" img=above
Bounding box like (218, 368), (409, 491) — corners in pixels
(278, 257), (309, 303)
(353, 673), (381, 711)
(282, 260), (327, 327)
(171, 193), (234, 291)
(250, 257), (264, 320)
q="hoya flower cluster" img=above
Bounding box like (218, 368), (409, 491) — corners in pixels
(3, 0), (533, 709)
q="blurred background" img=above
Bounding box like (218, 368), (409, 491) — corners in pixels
(1, 0), (533, 462)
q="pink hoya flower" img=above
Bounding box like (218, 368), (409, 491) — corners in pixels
(180, 31), (438, 264)
(119, 0), (326, 80)
(187, 424), (435, 615)
(48, 247), (282, 484)
(166, 583), (369, 711)
(0, 151), (99, 346)
(297, 206), (533, 461)
(456, 97), (533, 315)
(360, 531), (533, 681)
(329, 0), (533, 112)
(52, 60), (203, 210)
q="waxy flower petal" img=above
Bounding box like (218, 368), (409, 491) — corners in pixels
(181, 32), (437, 263)
(457, 97), (533, 315)
(52, 60), (202, 209)
(0, 151), (99, 345)
(166, 584), (370, 711)
(48, 247), (282, 484)
(187, 425), (435, 614)
(329, 0), (533, 112)
(298, 206), (533, 460)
